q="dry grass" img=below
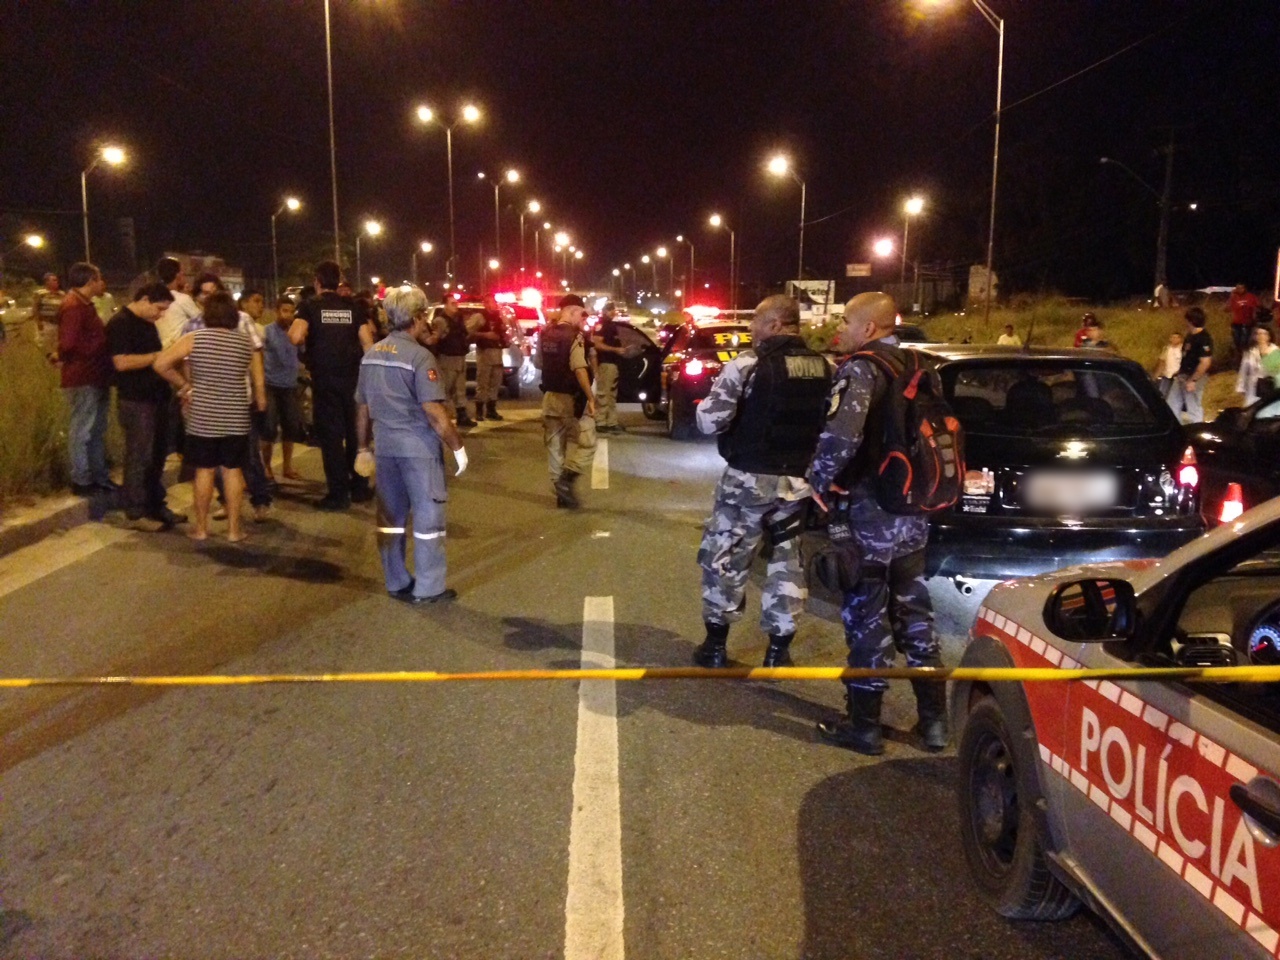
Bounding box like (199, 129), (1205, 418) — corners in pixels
(0, 339), (70, 506)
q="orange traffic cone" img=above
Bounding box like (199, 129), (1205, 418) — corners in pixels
(1219, 483), (1245, 523)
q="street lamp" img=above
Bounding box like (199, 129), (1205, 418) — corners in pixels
(901, 195), (925, 283)
(656, 246), (673, 296)
(924, 0), (1003, 323)
(81, 144), (127, 261)
(412, 240), (434, 285)
(520, 199), (542, 274)
(270, 196), (302, 301)
(484, 257), (500, 293)
(675, 234), (695, 307)
(872, 237), (896, 259)
(708, 214), (738, 313)
(415, 102), (483, 281)
(641, 253), (657, 293)
(623, 262), (635, 299)
(535, 220), (553, 273)
(0, 233), (46, 287)
(767, 153), (807, 279)
(477, 168), (520, 265)
(355, 219), (382, 289)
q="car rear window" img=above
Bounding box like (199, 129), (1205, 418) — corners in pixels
(942, 360), (1168, 437)
(690, 326), (751, 350)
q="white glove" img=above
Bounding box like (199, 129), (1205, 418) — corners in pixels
(453, 446), (468, 476)
(354, 449), (376, 478)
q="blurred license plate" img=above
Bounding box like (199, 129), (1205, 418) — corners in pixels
(1023, 471), (1118, 513)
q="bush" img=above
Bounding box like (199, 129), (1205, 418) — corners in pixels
(0, 339), (69, 505)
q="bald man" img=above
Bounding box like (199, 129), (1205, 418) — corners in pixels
(807, 292), (947, 755)
(693, 294), (831, 668)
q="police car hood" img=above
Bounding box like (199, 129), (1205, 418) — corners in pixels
(984, 497), (1280, 609)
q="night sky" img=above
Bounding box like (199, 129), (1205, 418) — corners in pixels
(3, 0), (1278, 300)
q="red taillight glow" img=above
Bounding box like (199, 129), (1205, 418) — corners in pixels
(1220, 482), (1245, 523)
(1178, 446), (1199, 488)
(685, 359), (705, 376)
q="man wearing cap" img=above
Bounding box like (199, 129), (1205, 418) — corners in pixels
(355, 284), (466, 604)
(591, 300), (627, 433)
(537, 294), (596, 507)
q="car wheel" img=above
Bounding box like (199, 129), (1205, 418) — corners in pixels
(641, 401), (664, 421)
(667, 393), (699, 441)
(957, 695), (1079, 921)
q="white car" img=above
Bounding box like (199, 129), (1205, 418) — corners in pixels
(953, 496), (1280, 957)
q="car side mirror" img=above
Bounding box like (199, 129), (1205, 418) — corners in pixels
(1043, 578), (1137, 642)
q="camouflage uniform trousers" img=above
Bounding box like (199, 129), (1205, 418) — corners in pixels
(839, 491), (941, 694)
(698, 468), (808, 636)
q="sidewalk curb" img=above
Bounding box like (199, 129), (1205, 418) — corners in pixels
(0, 496), (91, 558)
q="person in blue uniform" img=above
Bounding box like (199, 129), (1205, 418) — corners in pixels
(355, 284), (467, 604)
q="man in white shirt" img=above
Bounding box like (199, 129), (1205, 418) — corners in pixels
(155, 257), (200, 348)
(996, 324), (1021, 347)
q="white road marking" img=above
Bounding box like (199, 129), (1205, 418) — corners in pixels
(565, 596), (624, 960)
(592, 438), (610, 489)
(0, 524), (130, 600)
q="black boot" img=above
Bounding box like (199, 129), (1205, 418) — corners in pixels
(693, 620), (729, 668)
(912, 680), (950, 752)
(817, 689), (885, 755)
(456, 406), (478, 428)
(486, 401), (504, 421)
(762, 633), (794, 668)
(554, 469), (580, 509)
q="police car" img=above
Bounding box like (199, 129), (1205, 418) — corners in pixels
(661, 318), (753, 440)
(953, 495), (1280, 958)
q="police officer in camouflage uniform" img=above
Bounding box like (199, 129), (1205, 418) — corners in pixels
(808, 291), (947, 755)
(694, 295), (831, 668)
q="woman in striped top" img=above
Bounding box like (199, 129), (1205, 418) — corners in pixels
(155, 291), (267, 541)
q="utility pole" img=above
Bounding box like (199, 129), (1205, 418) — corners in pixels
(1154, 130), (1175, 299)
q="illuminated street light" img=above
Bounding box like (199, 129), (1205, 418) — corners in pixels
(767, 153), (807, 277)
(355, 219), (383, 288)
(488, 258), (500, 269)
(707, 214), (738, 312)
(554, 231), (570, 247)
(412, 240), (435, 285)
(81, 144), (128, 261)
(24, 234), (44, 249)
(270, 195), (303, 300)
(478, 168), (520, 263)
(872, 237), (895, 259)
(901, 195), (925, 283)
(415, 102), (483, 281)
(505, 169), (520, 185)
(574, 250), (583, 260)
(521, 200), (542, 273)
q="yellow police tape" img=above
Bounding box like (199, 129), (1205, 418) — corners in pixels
(2, 664), (1280, 688)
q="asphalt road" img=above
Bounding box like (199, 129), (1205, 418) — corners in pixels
(0, 399), (1132, 959)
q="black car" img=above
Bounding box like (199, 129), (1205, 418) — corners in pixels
(660, 321), (753, 440)
(607, 320), (664, 410)
(922, 345), (1204, 581)
(1186, 393), (1280, 525)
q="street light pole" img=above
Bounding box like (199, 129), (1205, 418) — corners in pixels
(415, 105), (482, 286)
(1100, 143), (1177, 299)
(972, 0), (1004, 325)
(323, 0), (340, 263)
(80, 146), (127, 262)
(767, 155), (806, 279)
(271, 197), (301, 302)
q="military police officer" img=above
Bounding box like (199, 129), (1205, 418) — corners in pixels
(694, 295), (831, 668)
(435, 297), (477, 427)
(537, 294), (596, 508)
(472, 293), (508, 421)
(354, 284), (467, 604)
(807, 291), (947, 755)
(288, 260), (376, 510)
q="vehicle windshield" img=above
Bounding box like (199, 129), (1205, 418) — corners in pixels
(941, 360), (1168, 437)
(690, 326), (751, 351)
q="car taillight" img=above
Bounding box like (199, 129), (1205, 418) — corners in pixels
(1177, 446), (1199, 488)
(1220, 482), (1245, 523)
(685, 359), (705, 376)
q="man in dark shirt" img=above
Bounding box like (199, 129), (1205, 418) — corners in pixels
(106, 283), (185, 530)
(288, 260), (376, 509)
(1169, 306), (1214, 423)
(591, 301), (627, 432)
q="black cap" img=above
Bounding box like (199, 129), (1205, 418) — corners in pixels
(559, 294), (585, 309)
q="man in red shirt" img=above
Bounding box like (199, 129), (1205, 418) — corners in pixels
(57, 262), (115, 495)
(1230, 283), (1259, 359)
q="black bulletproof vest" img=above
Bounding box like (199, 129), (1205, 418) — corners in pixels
(718, 335), (831, 477)
(834, 347), (893, 489)
(437, 311), (470, 356)
(303, 291), (364, 379)
(540, 322), (583, 395)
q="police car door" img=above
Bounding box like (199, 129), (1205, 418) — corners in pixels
(1062, 557), (1280, 958)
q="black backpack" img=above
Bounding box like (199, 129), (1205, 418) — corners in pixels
(852, 346), (965, 515)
